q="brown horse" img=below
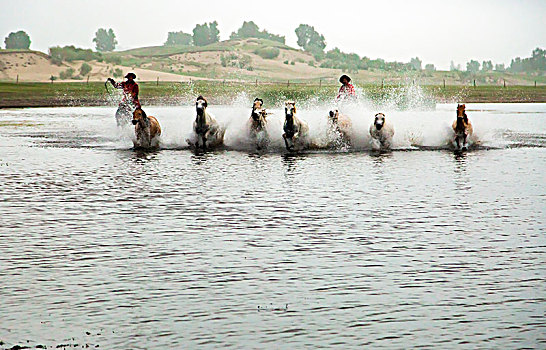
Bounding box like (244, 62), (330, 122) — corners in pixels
(283, 101), (309, 151)
(132, 108), (161, 148)
(452, 104), (473, 150)
(248, 98), (269, 149)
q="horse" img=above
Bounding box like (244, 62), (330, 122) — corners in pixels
(282, 101), (309, 151)
(247, 98), (269, 150)
(131, 108), (161, 148)
(187, 95), (225, 150)
(452, 104), (473, 151)
(369, 112), (395, 150)
(327, 109), (353, 148)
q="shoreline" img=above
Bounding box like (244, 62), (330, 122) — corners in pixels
(1, 82), (545, 109)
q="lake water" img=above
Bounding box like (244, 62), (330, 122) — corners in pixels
(0, 102), (545, 349)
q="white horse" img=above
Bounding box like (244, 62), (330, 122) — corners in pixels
(327, 109), (353, 149)
(369, 113), (394, 150)
(187, 95), (225, 150)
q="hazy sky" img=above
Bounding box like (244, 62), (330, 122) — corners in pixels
(1, 0), (545, 69)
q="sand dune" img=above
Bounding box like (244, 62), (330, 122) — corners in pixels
(0, 51), (192, 82)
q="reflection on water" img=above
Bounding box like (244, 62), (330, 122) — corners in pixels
(0, 104), (545, 349)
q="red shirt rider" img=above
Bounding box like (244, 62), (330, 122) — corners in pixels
(108, 72), (141, 108)
(336, 74), (356, 101)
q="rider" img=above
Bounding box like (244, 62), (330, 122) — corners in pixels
(336, 74), (356, 102)
(107, 72), (141, 125)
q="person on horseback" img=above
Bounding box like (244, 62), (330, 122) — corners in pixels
(335, 74), (356, 102)
(107, 72), (141, 126)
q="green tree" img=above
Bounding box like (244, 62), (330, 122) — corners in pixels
(530, 47), (545, 71)
(192, 21), (220, 46)
(509, 57), (522, 73)
(164, 31), (193, 46)
(295, 24), (326, 52)
(410, 57), (422, 70)
(231, 21), (260, 39)
(494, 63), (505, 71)
(93, 28), (117, 52)
(424, 63), (436, 72)
(80, 62), (92, 76)
(230, 21), (285, 44)
(481, 60), (493, 71)
(4, 30), (31, 49)
(466, 60), (480, 73)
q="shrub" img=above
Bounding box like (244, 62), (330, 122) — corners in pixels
(104, 55), (121, 65)
(49, 46), (101, 63)
(59, 68), (75, 80)
(290, 61), (295, 65)
(283, 60), (289, 65)
(113, 68), (123, 78)
(254, 47), (280, 59)
(80, 62), (92, 76)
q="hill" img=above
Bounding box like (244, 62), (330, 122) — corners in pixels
(0, 39), (544, 86)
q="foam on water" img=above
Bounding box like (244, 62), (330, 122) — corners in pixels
(1, 85), (544, 152)
(127, 85), (536, 152)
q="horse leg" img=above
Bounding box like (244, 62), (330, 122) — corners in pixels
(462, 133), (468, 151)
(201, 133), (207, 150)
(455, 135), (460, 150)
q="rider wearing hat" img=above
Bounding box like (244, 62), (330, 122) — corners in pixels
(108, 72), (141, 109)
(108, 72), (141, 125)
(336, 74), (356, 101)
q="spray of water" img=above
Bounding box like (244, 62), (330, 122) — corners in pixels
(98, 83), (528, 152)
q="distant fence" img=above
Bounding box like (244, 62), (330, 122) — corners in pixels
(2, 75), (544, 88)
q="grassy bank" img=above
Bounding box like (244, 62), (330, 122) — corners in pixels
(0, 82), (545, 108)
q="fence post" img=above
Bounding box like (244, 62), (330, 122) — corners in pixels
(443, 79), (446, 89)
(156, 77), (159, 86)
(381, 79), (384, 89)
(287, 80), (289, 87)
(319, 79), (322, 88)
(16, 74), (19, 83)
(503, 79), (506, 88)
(86, 75), (89, 84)
(255, 79), (258, 87)
(535, 81), (537, 88)
(473, 79), (476, 87)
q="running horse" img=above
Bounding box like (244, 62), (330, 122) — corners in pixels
(452, 104), (473, 151)
(282, 101), (309, 151)
(132, 108), (161, 148)
(327, 109), (353, 148)
(247, 98), (269, 149)
(187, 95), (225, 150)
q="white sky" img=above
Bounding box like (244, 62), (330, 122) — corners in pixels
(1, 0), (545, 70)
